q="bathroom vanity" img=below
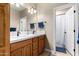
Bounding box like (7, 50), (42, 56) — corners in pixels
(10, 3), (46, 56)
(10, 34), (46, 56)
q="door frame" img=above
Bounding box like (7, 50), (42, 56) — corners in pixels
(74, 4), (79, 56)
(54, 4), (76, 56)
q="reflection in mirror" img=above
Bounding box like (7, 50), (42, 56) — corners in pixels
(10, 3), (46, 37)
(20, 17), (27, 33)
(10, 3), (37, 36)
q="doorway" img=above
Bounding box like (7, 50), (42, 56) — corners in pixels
(55, 5), (75, 56)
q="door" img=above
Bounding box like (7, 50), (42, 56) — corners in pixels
(0, 4), (10, 56)
(23, 44), (32, 56)
(65, 7), (75, 56)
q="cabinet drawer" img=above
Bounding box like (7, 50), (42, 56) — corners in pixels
(10, 39), (32, 52)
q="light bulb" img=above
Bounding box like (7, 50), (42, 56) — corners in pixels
(31, 8), (33, 12)
(28, 8), (30, 13)
(28, 10), (30, 13)
(34, 10), (36, 13)
(30, 11), (33, 14)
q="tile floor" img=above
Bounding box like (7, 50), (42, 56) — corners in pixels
(53, 51), (71, 56)
(40, 51), (71, 56)
(39, 51), (51, 56)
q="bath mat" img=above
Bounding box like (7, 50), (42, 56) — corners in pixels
(56, 47), (66, 53)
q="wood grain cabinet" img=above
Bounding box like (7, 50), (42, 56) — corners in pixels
(10, 39), (32, 56)
(32, 37), (38, 56)
(22, 44), (32, 56)
(38, 35), (45, 54)
(10, 35), (45, 56)
(0, 4), (10, 56)
(11, 48), (22, 56)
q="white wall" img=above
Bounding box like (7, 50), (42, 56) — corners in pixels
(10, 8), (20, 31)
(36, 4), (56, 52)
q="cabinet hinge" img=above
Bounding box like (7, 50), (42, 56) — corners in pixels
(73, 49), (75, 52)
(74, 30), (75, 32)
(74, 10), (76, 13)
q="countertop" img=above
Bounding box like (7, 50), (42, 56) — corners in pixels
(10, 32), (46, 43)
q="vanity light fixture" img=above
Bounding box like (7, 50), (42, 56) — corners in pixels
(28, 7), (37, 14)
(31, 8), (34, 12)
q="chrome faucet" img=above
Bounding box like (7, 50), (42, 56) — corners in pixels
(33, 30), (35, 34)
(17, 31), (20, 36)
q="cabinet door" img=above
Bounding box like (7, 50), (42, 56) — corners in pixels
(33, 49), (38, 56)
(32, 37), (38, 56)
(23, 44), (32, 56)
(33, 37), (38, 49)
(0, 4), (10, 56)
(38, 36), (45, 54)
(11, 49), (22, 56)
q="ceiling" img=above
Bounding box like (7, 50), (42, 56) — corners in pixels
(10, 3), (36, 11)
(56, 5), (71, 15)
(10, 3), (67, 12)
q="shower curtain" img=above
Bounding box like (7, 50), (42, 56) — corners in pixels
(56, 15), (66, 47)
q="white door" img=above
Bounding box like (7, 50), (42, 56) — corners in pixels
(65, 7), (75, 56)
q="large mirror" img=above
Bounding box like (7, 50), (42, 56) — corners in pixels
(10, 3), (37, 36)
(10, 3), (46, 37)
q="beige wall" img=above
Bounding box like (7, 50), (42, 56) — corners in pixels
(36, 4), (56, 51)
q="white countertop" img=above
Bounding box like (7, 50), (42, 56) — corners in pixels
(10, 32), (46, 43)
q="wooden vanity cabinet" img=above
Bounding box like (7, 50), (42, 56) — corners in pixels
(10, 48), (22, 56)
(32, 37), (38, 56)
(22, 44), (32, 56)
(10, 39), (32, 56)
(38, 35), (45, 54)
(10, 35), (45, 56)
